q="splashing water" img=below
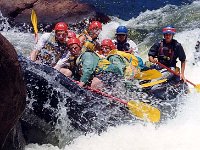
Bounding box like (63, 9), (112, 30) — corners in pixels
(1, 1), (200, 150)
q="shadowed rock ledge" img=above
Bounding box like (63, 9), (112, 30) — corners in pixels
(0, 33), (26, 150)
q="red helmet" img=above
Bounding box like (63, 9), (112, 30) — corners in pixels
(67, 37), (81, 47)
(101, 39), (116, 50)
(68, 30), (76, 38)
(89, 21), (102, 30)
(54, 22), (68, 31)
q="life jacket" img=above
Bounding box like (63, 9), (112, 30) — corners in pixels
(82, 40), (96, 52)
(37, 32), (68, 66)
(108, 49), (139, 67)
(158, 40), (175, 66)
(64, 55), (81, 80)
(107, 49), (139, 78)
(65, 56), (76, 70)
(79, 30), (100, 52)
(96, 58), (111, 74)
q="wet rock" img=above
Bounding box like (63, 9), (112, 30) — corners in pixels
(0, 33), (26, 149)
(0, 0), (96, 24)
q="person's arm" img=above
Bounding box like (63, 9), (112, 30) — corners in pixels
(177, 43), (186, 81)
(30, 50), (39, 61)
(180, 61), (186, 81)
(181, 61), (186, 75)
(148, 42), (160, 63)
(149, 55), (158, 63)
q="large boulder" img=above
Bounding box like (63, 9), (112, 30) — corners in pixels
(0, 0), (96, 24)
(0, 33), (26, 149)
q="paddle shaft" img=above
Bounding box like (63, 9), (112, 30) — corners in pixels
(71, 79), (127, 105)
(156, 62), (196, 87)
(70, 79), (161, 122)
(86, 85), (160, 123)
(86, 86), (128, 105)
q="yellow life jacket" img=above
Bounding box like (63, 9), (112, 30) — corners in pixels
(96, 58), (111, 73)
(107, 49), (139, 79)
(78, 30), (97, 52)
(108, 49), (139, 67)
(83, 41), (95, 52)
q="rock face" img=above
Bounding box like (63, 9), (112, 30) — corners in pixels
(0, 0), (96, 24)
(0, 33), (26, 149)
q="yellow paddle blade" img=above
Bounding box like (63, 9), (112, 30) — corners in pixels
(127, 100), (161, 123)
(141, 79), (167, 88)
(31, 9), (38, 34)
(195, 84), (200, 92)
(135, 69), (162, 80)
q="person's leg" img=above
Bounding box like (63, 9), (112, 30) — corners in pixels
(90, 77), (104, 90)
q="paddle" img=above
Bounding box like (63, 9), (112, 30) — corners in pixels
(71, 79), (160, 122)
(85, 86), (161, 123)
(135, 69), (162, 80)
(31, 9), (38, 43)
(140, 79), (167, 88)
(157, 61), (200, 92)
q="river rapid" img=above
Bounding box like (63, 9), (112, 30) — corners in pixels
(1, 1), (200, 150)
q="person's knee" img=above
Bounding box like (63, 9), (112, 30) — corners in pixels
(91, 77), (103, 90)
(60, 68), (72, 77)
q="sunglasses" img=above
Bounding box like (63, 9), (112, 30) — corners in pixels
(116, 34), (126, 36)
(164, 33), (173, 36)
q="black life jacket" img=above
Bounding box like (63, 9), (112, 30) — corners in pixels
(158, 40), (175, 66)
(115, 40), (130, 51)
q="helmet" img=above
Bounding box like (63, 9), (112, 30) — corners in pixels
(54, 22), (68, 31)
(162, 25), (176, 34)
(67, 37), (81, 47)
(89, 21), (102, 30)
(67, 30), (76, 38)
(116, 26), (128, 35)
(101, 39), (116, 50)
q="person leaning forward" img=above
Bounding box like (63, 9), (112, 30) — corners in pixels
(55, 37), (100, 88)
(91, 39), (145, 89)
(30, 22), (69, 67)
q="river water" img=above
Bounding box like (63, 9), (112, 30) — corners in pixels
(1, 1), (200, 150)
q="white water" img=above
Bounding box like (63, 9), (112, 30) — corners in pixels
(24, 28), (200, 150)
(1, 1), (200, 150)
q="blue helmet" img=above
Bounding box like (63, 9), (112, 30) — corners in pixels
(162, 25), (176, 34)
(116, 26), (128, 35)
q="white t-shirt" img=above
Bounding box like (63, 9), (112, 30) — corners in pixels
(55, 52), (71, 68)
(34, 32), (51, 51)
(35, 32), (71, 68)
(127, 39), (139, 56)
